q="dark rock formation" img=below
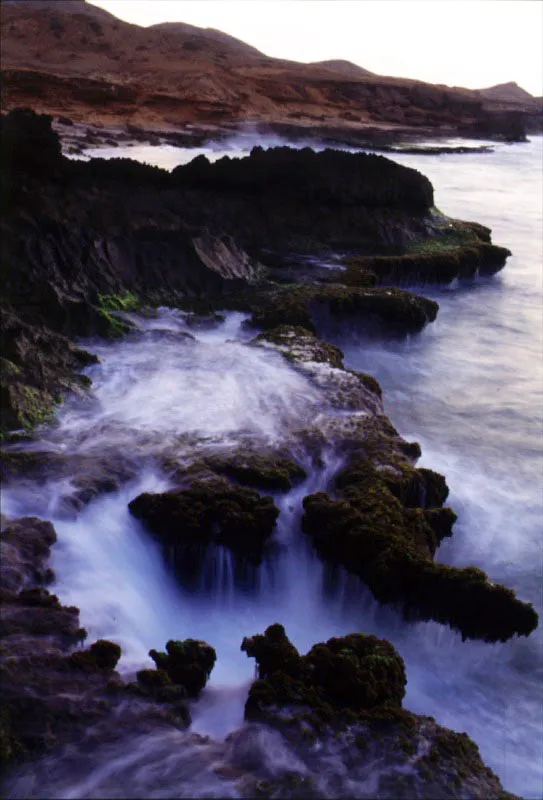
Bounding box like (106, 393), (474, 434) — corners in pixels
(242, 623), (406, 723)
(148, 639), (216, 698)
(240, 625), (518, 799)
(68, 639), (122, 672)
(128, 478), (280, 564)
(302, 453), (538, 642)
(0, 516), (194, 776)
(172, 145), (434, 210)
(0, 110), (510, 434)
(249, 284), (439, 336)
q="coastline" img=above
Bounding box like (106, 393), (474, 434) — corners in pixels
(0, 110), (538, 797)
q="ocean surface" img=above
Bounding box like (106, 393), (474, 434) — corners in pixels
(3, 135), (542, 798)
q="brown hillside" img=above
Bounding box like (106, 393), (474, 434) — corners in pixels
(478, 81), (535, 105)
(0, 0), (536, 140)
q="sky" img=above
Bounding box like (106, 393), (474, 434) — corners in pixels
(88, 0), (543, 97)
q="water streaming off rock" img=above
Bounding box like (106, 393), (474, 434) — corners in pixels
(3, 136), (542, 799)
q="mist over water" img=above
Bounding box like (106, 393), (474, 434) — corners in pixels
(3, 138), (542, 798)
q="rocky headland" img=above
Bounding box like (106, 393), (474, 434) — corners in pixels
(0, 108), (537, 795)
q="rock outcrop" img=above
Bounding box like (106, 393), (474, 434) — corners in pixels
(302, 454), (538, 642)
(240, 624), (519, 799)
(0, 111), (511, 434)
(128, 478), (280, 571)
(252, 325), (538, 643)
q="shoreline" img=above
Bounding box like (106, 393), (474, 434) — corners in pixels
(0, 109), (537, 796)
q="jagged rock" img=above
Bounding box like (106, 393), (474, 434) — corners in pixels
(149, 639), (216, 698)
(240, 625), (519, 799)
(302, 453), (538, 642)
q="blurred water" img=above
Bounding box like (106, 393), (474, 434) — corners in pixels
(3, 137), (542, 798)
(332, 135), (543, 797)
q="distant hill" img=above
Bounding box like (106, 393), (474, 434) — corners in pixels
(147, 21), (265, 60)
(0, 0), (537, 140)
(310, 59), (375, 78)
(478, 82), (536, 105)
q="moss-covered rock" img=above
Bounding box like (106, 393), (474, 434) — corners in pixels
(149, 639), (216, 698)
(204, 450), (307, 492)
(342, 216), (511, 284)
(128, 478), (279, 562)
(68, 639), (122, 672)
(96, 291), (141, 338)
(249, 284), (438, 336)
(240, 626), (517, 798)
(129, 668), (189, 705)
(302, 453), (538, 642)
(0, 309), (97, 436)
(242, 624), (406, 729)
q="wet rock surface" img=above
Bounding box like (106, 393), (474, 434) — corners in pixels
(302, 452), (538, 642)
(239, 625), (518, 799)
(128, 477), (280, 565)
(0, 516), (209, 777)
(0, 111), (510, 433)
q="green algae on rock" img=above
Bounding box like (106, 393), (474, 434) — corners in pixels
(148, 639), (217, 698)
(249, 284), (438, 336)
(68, 639), (122, 672)
(0, 309), (98, 436)
(240, 625), (518, 799)
(302, 453), (538, 642)
(341, 214), (511, 285)
(242, 624), (406, 722)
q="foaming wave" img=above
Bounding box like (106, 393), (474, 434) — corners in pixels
(43, 311), (322, 460)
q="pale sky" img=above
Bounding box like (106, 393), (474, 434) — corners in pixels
(88, 1), (543, 97)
